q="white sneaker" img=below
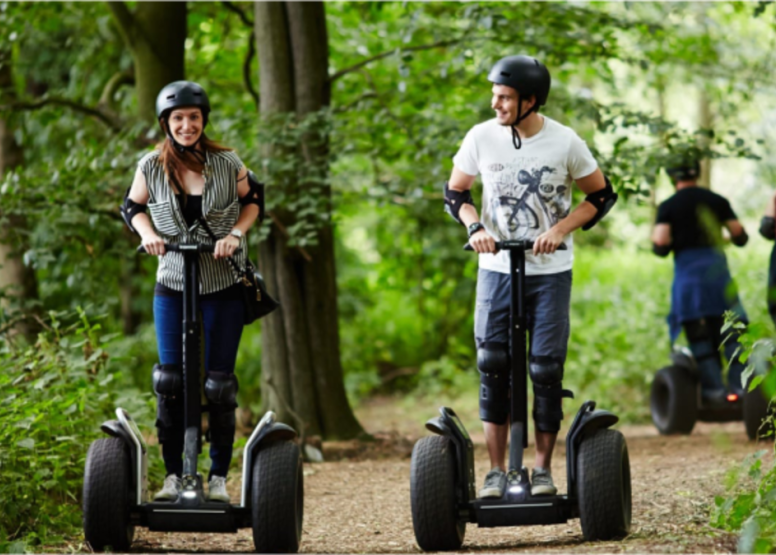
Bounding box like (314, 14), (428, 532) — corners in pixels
(207, 475), (230, 503)
(154, 474), (181, 501)
(531, 467), (557, 496)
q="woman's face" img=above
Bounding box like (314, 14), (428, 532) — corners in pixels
(167, 107), (203, 146)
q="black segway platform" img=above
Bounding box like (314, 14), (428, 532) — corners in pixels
(410, 240), (632, 551)
(83, 243), (303, 553)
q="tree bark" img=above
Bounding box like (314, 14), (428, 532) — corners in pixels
(698, 88), (713, 189)
(255, 1), (364, 439)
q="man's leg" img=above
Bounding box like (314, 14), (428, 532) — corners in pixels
(527, 271), (572, 496)
(474, 269), (511, 498)
(684, 318), (726, 402)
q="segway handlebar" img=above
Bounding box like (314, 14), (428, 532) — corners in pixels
(463, 240), (568, 252)
(137, 244), (242, 255)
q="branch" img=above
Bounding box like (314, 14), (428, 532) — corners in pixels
(333, 91), (377, 114)
(0, 97), (122, 131)
(329, 38), (465, 83)
(99, 69), (135, 110)
(244, 31), (259, 107)
(222, 1), (253, 27)
(106, 2), (136, 50)
(267, 211), (313, 263)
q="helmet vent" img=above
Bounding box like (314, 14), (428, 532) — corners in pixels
(166, 94), (176, 100)
(500, 72), (511, 77)
(194, 92), (202, 96)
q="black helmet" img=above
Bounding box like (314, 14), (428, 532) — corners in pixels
(155, 81), (210, 125)
(665, 159), (701, 182)
(488, 55), (551, 108)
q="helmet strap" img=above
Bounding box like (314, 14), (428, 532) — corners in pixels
(511, 94), (537, 150)
(161, 115), (207, 165)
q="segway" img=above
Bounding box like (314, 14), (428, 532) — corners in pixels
(410, 240), (632, 551)
(651, 345), (774, 440)
(82, 243), (303, 553)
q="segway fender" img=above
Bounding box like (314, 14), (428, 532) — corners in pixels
(98, 409), (148, 505)
(252, 422), (298, 447)
(435, 407), (477, 511)
(670, 347), (697, 376)
(425, 416), (451, 436)
(565, 401), (619, 500)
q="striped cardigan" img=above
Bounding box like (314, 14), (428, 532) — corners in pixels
(139, 149), (248, 295)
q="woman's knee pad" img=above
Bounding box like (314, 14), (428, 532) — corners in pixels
(529, 356), (572, 433)
(153, 364), (184, 443)
(205, 372), (238, 446)
(477, 345), (510, 424)
(153, 363), (183, 398)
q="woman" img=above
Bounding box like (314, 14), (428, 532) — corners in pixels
(120, 81), (262, 503)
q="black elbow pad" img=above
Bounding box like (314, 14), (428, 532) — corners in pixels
(443, 181), (475, 226)
(582, 176), (618, 231)
(731, 230), (749, 247)
(239, 170), (265, 223)
(652, 243), (672, 257)
(760, 216), (776, 241)
(119, 187), (147, 235)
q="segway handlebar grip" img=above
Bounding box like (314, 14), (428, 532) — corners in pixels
(463, 241), (568, 252)
(137, 244), (241, 255)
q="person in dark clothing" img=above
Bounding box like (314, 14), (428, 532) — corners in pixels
(651, 158), (749, 403)
(758, 194), (776, 327)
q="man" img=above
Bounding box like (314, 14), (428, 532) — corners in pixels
(758, 193), (776, 327)
(651, 157), (749, 402)
(444, 55), (617, 498)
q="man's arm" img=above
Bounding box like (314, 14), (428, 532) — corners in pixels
(725, 219), (748, 247)
(532, 168), (606, 254)
(447, 167), (497, 253)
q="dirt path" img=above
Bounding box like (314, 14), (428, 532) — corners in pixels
(126, 397), (765, 554)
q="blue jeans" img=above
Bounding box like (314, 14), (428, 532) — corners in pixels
(154, 294), (245, 478)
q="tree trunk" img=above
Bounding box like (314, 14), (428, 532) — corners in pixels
(0, 49), (39, 341)
(107, 1), (187, 333)
(255, 2), (364, 439)
(698, 88), (713, 189)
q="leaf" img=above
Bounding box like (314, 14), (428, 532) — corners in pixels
(16, 438), (35, 449)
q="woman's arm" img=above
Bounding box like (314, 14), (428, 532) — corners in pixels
(127, 168), (166, 256)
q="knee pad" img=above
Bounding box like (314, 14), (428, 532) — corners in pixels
(529, 356), (573, 433)
(155, 395), (183, 444)
(477, 345), (510, 424)
(153, 363), (183, 399)
(684, 319), (719, 362)
(205, 372), (238, 446)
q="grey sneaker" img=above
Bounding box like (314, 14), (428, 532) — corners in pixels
(207, 475), (230, 503)
(154, 474), (181, 501)
(478, 468), (507, 499)
(531, 467), (557, 496)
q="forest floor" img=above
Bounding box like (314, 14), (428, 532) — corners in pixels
(110, 394), (768, 554)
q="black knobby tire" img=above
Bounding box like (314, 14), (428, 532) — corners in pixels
(82, 437), (135, 552)
(577, 429), (632, 541)
(410, 435), (465, 552)
(251, 440), (303, 553)
(650, 365), (698, 434)
(744, 386), (775, 441)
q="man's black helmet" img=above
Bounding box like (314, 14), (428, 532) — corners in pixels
(155, 81), (210, 124)
(665, 159), (701, 182)
(488, 55), (551, 108)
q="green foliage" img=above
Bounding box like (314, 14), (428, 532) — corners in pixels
(0, 310), (132, 551)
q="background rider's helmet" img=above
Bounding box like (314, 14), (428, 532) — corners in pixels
(488, 55), (551, 110)
(665, 158), (701, 182)
(155, 81), (211, 128)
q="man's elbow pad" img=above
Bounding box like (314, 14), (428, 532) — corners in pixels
(760, 216), (776, 241)
(581, 175), (618, 231)
(120, 188), (147, 235)
(443, 181), (475, 226)
(652, 243), (672, 257)
(732, 230), (749, 247)
(239, 170), (265, 223)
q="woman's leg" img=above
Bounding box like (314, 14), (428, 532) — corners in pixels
(201, 298), (245, 479)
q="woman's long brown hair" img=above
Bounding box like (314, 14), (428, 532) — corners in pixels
(157, 122), (232, 201)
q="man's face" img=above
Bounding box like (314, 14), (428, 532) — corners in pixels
(491, 84), (535, 126)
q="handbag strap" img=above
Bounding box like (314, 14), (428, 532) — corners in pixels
(198, 217), (245, 277)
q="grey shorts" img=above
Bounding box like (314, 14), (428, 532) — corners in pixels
(474, 268), (572, 360)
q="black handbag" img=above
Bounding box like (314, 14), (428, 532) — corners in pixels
(198, 218), (279, 324)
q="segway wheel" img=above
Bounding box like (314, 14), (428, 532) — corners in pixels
(82, 437), (134, 552)
(743, 386), (775, 441)
(251, 440), (303, 553)
(410, 436), (465, 552)
(577, 429), (631, 541)
(651, 365), (698, 434)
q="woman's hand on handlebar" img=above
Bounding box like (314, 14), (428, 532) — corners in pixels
(533, 227), (566, 255)
(469, 229), (497, 254)
(141, 233), (166, 256)
(214, 234), (240, 260)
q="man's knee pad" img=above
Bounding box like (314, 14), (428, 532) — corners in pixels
(205, 372), (238, 446)
(153, 363), (183, 399)
(684, 319), (719, 362)
(529, 356), (572, 433)
(477, 345), (510, 424)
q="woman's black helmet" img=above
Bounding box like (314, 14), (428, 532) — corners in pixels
(155, 81), (210, 126)
(488, 55), (551, 109)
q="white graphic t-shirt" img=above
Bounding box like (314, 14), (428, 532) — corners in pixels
(453, 116), (598, 276)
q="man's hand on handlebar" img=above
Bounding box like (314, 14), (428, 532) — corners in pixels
(533, 227), (566, 255)
(469, 229), (497, 254)
(214, 235), (240, 260)
(141, 233), (166, 256)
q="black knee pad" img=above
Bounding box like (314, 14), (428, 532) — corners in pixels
(205, 372), (238, 446)
(477, 344), (510, 424)
(684, 319), (718, 362)
(153, 363), (183, 399)
(529, 356), (572, 433)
